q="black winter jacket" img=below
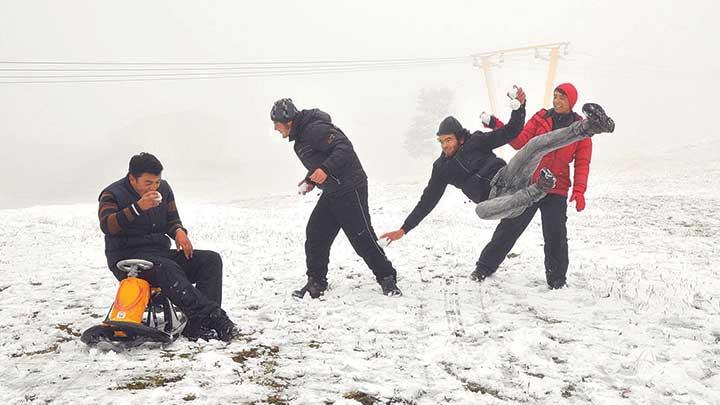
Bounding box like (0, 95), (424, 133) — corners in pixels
(289, 109), (367, 195)
(402, 106), (526, 233)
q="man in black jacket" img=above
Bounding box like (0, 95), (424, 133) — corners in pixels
(98, 153), (238, 342)
(380, 90), (615, 252)
(271, 98), (401, 298)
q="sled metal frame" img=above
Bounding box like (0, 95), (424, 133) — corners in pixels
(81, 259), (187, 349)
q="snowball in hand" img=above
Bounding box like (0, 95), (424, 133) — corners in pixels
(298, 182), (311, 194)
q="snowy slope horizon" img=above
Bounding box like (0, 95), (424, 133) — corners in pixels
(3, 136), (718, 212)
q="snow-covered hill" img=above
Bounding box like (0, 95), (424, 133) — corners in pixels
(1, 162), (719, 404)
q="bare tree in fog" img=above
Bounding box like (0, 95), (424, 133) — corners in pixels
(403, 88), (455, 159)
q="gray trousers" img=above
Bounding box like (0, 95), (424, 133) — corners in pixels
(476, 120), (592, 220)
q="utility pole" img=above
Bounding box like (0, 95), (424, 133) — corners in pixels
(543, 46), (561, 108)
(470, 42), (568, 159)
(479, 57), (497, 115)
(471, 42), (569, 112)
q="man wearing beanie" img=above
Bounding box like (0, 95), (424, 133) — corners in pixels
(380, 86), (615, 280)
(379, 87), (529, 246)
(270, 98), (402, 298)
(474, 83), (591, 289)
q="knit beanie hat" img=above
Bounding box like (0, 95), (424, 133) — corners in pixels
(437, 116), (470, 139)
(271, 98), (299, 123)
(555, 83), (578, 109)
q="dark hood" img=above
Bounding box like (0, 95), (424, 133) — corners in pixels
(289, 109), (332, 142)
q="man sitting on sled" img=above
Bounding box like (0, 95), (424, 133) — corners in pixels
(96, 152), (238, 342)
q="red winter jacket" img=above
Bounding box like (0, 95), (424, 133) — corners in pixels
(491, 109), (592, 197)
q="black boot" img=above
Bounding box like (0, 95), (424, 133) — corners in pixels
(537, 167), (557, 192)
(548, 279), (567, 290)
(292, 276), (328, 299)
(470, 264), (496, 282)
(182, 316), (217, 342)
(207, 308), (239, 342)
(582, 103), (615, 134)
(379, 275), (402, 296)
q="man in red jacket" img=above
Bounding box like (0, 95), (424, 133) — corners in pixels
(472, 83), (589, 289)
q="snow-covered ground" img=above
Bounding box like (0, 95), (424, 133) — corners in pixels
(1, 155), (719, 404)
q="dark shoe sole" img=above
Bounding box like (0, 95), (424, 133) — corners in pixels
(379, 276), (402, 296)
(292, 286), (325, 299)
(470, 270), (494, 282)
(182, 330), (218, 342)
(582, 103), (615, 133)
(291, 288), (307, 299)
(216, 327), (241, 342)
(538, 168), (557, 191)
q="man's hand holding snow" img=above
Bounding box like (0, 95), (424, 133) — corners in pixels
(298, 179), (315, 195)
(507, 86), (526, 110)
(137, 191), (162, 211)
(480, 112), (493, 128)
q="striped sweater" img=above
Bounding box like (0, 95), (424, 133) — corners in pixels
(98, 176), (186, 255)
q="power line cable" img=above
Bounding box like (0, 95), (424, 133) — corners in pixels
(0, 56), (469, 66)
(0, 61), (472, 84)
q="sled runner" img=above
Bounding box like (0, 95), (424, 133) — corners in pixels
(81, 259), (187, 349)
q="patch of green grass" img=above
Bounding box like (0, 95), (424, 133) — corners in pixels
(232, 348), (261, 364)
(55, 323), (81, 337)
(266, 394), (289, 405)
(112, 374), (184, 390)
(526, 371), (545, 379)
(464, 382), (505, 400)
(562, 383), (576, 398)
(386, 398), (417, 404)
(11, 343), (59, 357)
(344, 391), (380, 405)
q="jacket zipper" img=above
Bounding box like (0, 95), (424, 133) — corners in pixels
(454, 157), (471, 173)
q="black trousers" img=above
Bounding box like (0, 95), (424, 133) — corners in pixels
(305, 183), (397, 283)
(476, 194), (569, 286)
(107, 249), (223, 320)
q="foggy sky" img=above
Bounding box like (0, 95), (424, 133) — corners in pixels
(1, 0), (718, 208)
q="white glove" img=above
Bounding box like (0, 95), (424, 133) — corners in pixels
(480, 112), (492, 127)
(507, 85), (522, 110)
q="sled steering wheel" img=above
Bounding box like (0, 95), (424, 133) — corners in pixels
(116, 259), (155, 276)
